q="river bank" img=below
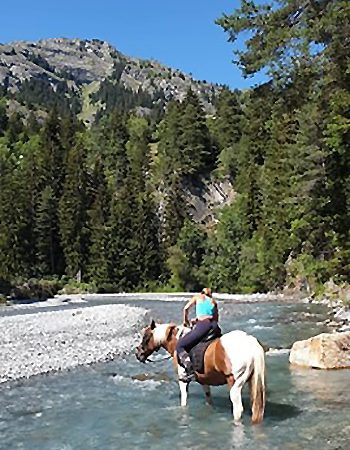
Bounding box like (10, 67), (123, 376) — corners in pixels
(0, 304), (146, 384)
(1, 290), (349, 384)
(307, 297), (350, 332)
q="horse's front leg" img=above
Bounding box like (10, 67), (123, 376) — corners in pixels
(178, 380), (189, 406)
(202, 385), (212, 406)
(230, 383), (244, 421)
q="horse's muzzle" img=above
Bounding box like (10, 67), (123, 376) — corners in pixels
(135, 346), (147, 363)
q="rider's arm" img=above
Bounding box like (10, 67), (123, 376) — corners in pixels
(182, 296), (197, 326)
(212, 299), (219, 322)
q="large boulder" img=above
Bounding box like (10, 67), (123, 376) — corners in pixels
(289, 332), (350, 369)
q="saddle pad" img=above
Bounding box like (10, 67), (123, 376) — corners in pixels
(189, 340), (216, 374)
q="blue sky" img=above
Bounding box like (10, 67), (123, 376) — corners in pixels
(1, 0), (266, 89)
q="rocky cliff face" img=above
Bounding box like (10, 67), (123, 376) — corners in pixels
(0, 38), (219, 118)
(186, 178), (235, 225)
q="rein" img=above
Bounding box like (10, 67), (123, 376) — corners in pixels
(146, 325), (188, 363)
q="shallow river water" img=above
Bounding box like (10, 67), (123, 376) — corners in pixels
(1, 297), (349, 450)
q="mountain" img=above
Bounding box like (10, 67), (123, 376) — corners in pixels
(0, 38), (220, 123)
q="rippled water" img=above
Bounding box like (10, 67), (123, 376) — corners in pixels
(1, 297), (349, 450)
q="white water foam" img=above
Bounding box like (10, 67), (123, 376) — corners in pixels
(266, 348), (291, 355)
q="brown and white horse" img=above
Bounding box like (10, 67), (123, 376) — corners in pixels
(135, 320), (266, 423)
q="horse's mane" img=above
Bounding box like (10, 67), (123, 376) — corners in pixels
(152, 322), (190, 345)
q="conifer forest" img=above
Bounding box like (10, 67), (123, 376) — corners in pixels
(0, 0), (349, 297)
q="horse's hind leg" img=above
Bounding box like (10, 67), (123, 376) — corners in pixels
(202, 385), (212, 405)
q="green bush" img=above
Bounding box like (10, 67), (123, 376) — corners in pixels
(10, 278), (62, 300)
(59, 280), (96, 295)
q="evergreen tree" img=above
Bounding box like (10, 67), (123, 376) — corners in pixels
(0, 99), (8, 137)
(35, 186), (58, 275)
(6, 112), (24, 145)
(179, 89), (212, 175)
(36, 109), (66, 274)
(58, 134), (88, 277)
(213, 87), (243, 179)
(157, 100), (183, 178)
(0, 138), (34, 279)
(85, 157), (111, 287)
(200, 202), (244, 292)
(98, 110), (129, 189)
(106, 185), (135, 291)
(167, 219), (206, 290)
(125, 116), (164, 287)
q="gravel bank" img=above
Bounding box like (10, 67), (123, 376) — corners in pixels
(0, 304), (147, 384)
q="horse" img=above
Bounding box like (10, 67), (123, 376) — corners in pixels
(135, 320), (266, 423)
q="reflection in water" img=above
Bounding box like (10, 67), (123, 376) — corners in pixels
(290, 366), (350, 404)
(229, 422), (247, 450)
(265, 400), (302, 422)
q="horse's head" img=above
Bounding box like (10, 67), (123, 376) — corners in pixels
(135, 320), (161, 363)
(135, 320), (177, 363)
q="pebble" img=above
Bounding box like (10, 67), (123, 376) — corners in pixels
(0, 304), (147, 383)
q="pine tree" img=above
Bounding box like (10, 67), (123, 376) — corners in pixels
(85, 157), (111, 287)
(213, 87), (243, 179)
(179, 89), (212, 176)
(98, 110), (129, 189)
(0, 138), (34, 279)
(35, 186), (58, 275)
(200, 203), (244, 292)
(0, 99), (9, 137)
(125, 116), (164, 287)
(58, 134), (88, 277)
(37, 109), (66, 274)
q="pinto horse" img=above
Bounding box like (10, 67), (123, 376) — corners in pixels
(135, 320), (266, 423)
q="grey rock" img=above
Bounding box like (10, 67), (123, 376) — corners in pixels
(0, 38), (220, 114)
(289, 331), (350, 369)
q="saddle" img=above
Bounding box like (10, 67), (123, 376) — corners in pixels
(188, 325), (222, 374)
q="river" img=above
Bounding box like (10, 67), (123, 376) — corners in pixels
(0, 296), (349, 449)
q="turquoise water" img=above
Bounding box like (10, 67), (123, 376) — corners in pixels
(1, 298), (349, 450)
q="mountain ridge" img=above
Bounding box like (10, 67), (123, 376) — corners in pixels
(0, 38), (220, 122)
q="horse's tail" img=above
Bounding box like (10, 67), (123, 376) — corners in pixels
(250, 340), (266, 424)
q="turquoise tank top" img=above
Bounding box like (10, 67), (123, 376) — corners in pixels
(196, 296), (215, 319)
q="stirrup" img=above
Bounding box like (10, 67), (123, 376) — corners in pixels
(178, 352), (191, 369)
(179, 372), (196, 383)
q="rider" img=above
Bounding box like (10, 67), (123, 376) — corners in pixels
(176, 287), (220, 383)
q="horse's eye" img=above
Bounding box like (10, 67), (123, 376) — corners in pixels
(142, 334), (151, 346)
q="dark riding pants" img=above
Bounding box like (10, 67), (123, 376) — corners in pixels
(176, 319), (218, 356)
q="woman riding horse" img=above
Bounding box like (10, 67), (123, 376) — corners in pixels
(176, 287), (221, 383)
(136, 319), (266, 423)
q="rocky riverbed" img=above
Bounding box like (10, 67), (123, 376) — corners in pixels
(0, 304), (147, 383)
(309, 298), (350, 332)
(1, 290), (349, 384)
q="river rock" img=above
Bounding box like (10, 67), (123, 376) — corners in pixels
(289, 331), (350, 369)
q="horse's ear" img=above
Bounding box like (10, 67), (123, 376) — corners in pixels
(150, 319), (156, 330)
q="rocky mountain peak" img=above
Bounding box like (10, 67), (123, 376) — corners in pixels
(0, 38), (219, 118)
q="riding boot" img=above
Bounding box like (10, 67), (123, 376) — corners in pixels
(178, 352), (196, 383)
